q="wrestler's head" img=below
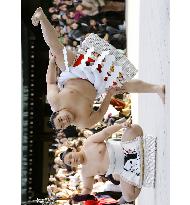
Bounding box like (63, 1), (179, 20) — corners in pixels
(60, 148), (83, 168)
(50, 109), (74, 131)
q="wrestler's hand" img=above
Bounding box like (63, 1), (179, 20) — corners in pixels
(121, 117), (132, 128)
(107, 86), (120, 96)
(107, 86), (126, 96)
(115, 86), (127, 95)
(121, 121), (131, 128)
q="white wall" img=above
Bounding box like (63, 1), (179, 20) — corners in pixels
(127, 0), (170, 204)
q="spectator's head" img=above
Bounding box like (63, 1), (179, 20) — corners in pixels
(55, 173), (66, 181)
(66, 18), (74, 25)
(59, 4), (67, 11)
(55, 25), (61, 33)
(48, 7), (58, 13)
(64, 0), (72, 5)
(71, 22), (79, 30)
(72, 40), (78, 47)
(49, 175), (56, 182)
(51, 14), (60, 21)
(61, 13), (68, 20)
(101, 17), (108, 24)
(76, 4), (83, 11)
(54, 156), (64, 167)
(66, 25), (71, 33)
(50, 184), (58, 192)
(69, 11), (75, 18)
(63, 34), (69, 45)
(90, 19), (97, 26)
(53, 0), (61, 6)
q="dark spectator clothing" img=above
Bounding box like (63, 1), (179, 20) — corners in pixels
(106, 26), (124, 35)
(49, 0), (126, 49)
(74, 11), (85, 21)
(88, 24), (107, 38)
(69, 23), (90, 40)
(63, 125), (78, 138)
(109, 33), (126, 49)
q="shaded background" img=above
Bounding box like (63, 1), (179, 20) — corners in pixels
(22, 0), (55, 201)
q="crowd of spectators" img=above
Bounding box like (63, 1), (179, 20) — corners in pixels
(47, 132), (85, 204)
(48, 0), (127, 53)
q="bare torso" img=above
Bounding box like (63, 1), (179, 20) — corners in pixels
(82, 142), (109, 177)
(51, 78), (97, 128)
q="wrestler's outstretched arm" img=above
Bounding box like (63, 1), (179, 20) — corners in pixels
(86, 121), (131, 143)
(81, 175), (94, 194)
(46, 55), (59, 106)
(31, 7), (76, 70)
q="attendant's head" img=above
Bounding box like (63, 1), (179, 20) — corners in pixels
(50, 109), (74, 131)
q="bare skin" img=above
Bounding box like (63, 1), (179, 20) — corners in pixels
(47, 56), (120, 129)
(63, 122), (143, 202)
(32, 7), (165, 129)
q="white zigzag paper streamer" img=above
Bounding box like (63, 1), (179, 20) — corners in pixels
(79, 33), (138, 81)
(143, 135), (157, 187)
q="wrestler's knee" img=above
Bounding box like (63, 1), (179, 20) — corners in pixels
(123, 124), (143, 138)
(122, 190), (136, 202)
(131, 124), (143, 136)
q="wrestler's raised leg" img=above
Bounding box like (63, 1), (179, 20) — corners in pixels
(121, 79), (165, 104)
(31, 7), (76, 70)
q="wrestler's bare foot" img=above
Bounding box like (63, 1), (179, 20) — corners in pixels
(31, 7), (44, 26)
(157, 84), (165, 104)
